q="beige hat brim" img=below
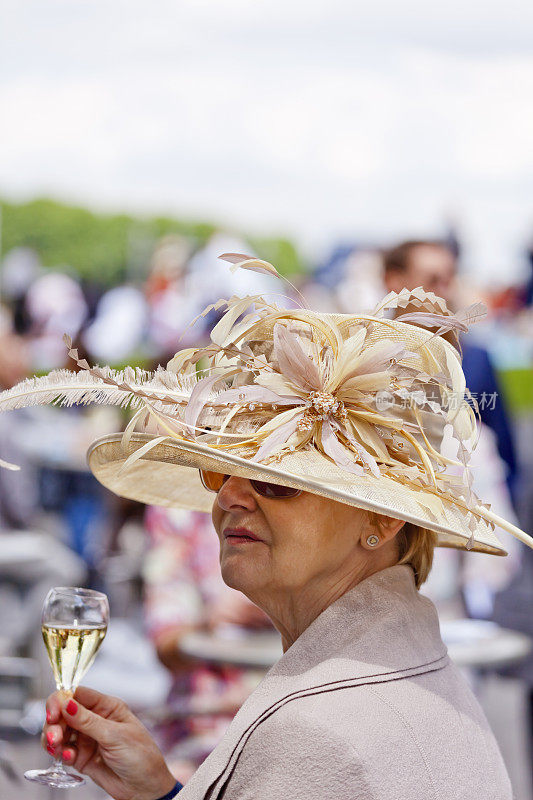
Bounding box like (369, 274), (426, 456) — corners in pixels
(87, 432), (506, 556)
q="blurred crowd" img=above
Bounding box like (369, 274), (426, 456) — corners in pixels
(1, 227), (533, 785)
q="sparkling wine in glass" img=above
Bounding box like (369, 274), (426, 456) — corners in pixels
(24, 587), (109, 789)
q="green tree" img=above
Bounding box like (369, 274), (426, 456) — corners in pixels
(1, 197), (304, 286)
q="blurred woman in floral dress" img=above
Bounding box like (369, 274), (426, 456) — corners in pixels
(143, 504), (273, 782)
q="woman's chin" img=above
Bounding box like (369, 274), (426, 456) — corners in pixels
(220, 554), (264, 594)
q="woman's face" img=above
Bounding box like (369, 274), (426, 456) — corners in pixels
(211, 475), (401, 610)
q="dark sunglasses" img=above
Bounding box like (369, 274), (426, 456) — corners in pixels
(199, 469), (301, 499)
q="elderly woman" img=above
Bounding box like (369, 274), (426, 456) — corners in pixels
(1, 255), (528, 799)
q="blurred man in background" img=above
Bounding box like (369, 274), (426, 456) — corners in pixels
(382, 240), (457, 304)
(381, 239), (521, 625)
(382, 239), (518, 508)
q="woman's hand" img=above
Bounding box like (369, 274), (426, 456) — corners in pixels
(43, 686), (177, 800)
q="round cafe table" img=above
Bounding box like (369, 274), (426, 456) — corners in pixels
(439, 619), (531, 669)
(180, 628), (282, 670)
(179, 619), (531, 671)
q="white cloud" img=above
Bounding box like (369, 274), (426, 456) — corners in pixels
(0, 1), (532, 281)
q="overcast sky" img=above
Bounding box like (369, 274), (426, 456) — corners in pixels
(1, 0), (533, 281)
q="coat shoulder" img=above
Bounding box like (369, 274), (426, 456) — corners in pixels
(221, 663), (512, 800)
(220, 693), (374, 800)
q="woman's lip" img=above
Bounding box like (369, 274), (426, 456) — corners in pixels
(223, 528), (264, 543)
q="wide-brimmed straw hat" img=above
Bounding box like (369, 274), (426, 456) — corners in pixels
(1, 254), (531, 556)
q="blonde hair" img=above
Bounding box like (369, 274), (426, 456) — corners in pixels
(396, 522), (438, 590)
(367, 512), (438, 590)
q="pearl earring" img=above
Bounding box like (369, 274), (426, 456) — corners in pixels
(366, 534), (380, 547)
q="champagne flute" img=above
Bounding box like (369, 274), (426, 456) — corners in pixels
(25, 587), (109, 788)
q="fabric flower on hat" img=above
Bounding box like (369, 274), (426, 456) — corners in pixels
(199, 320), (415, 477)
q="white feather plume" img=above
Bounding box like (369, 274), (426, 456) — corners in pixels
(0, 368), (194, 415)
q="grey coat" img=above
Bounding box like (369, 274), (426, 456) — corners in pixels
(178, 564), (512, 799)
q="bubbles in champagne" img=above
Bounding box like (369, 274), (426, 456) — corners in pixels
(42, 624), (107, 691)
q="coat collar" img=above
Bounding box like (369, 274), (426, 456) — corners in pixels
(265, 562), (446, 681)
(179, 564), (449, 799)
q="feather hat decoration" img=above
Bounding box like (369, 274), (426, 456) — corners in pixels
(1, 252), (531, 555)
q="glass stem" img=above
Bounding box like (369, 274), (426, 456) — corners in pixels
(56, 686), (74, 773)
(53, 756), (68, 774)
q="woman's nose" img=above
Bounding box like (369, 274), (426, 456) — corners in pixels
(216, 476), (258, 512)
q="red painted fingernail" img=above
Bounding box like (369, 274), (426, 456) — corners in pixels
(46, 730), (55, 746)
(47, 745), (55, 756)
(62, 749), (73, 761)
(46, 710), (51, 723)
(66, 700), (78, 716)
